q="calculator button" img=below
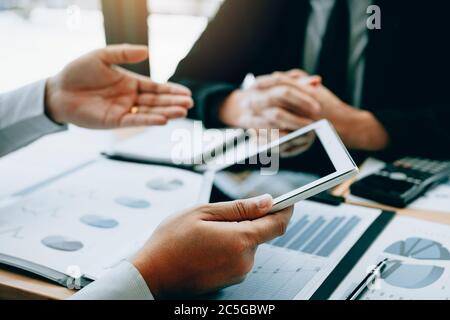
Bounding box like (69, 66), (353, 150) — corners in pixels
(390, 172), (408, 181)
(414, 161), (428, 171)
(384, 165), (398, 173)
(436, 165), (450, 172)
(430, 167), (443, 174)
(395, 160), (408, 168)
(361, 175), (414, 193)
(407, 178), (422, 185)
(410, 172), (430, 180)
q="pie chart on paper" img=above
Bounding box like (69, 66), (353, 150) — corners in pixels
(80, 215), (119, 229)
(41, 236), (84, 252)
(115, 196), (151, 209)
(381, 237), (450, 289)
(146, 177), (184, 191)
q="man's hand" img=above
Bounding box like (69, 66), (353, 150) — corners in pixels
(131, 194), (293, 299)
(45, 44), (193, 129)
(307, 85), (390, 151)
(219, 70), (321, 131)
(261, 71), (389, 151)
(220, 69), (389, 151)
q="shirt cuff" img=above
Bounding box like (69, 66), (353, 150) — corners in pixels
(69, 261), (154, 300)
(0, 80), (67, 157)
(199, 84), (236, 129)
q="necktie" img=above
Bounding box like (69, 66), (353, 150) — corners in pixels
(316, 0), (351, 103)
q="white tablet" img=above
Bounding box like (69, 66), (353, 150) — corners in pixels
(214, 120), (359, 212)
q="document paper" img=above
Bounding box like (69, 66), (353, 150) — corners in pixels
(331, 216), (450, 300)
(0, 159), (209, 280)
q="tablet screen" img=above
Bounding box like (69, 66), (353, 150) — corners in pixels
(213, 130), (337, 200)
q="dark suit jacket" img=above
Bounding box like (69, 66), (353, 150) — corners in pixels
(171, 0), (450, 162)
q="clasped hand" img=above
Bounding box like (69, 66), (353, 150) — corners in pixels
(220, 69), (389, 151)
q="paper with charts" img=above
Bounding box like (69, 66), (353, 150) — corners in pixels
(206, 201), (382, 300)
(0, 159), (209, 280)
(331, 216), (450, 300)
(409, 181), (450, 213)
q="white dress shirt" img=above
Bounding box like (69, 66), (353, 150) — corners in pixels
(303, 0), (373, 106)
(70, 260), (153, 300)
(0, 80), (153, 300)
(0, 80), (66, 157)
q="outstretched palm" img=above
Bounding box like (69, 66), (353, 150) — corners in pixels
(46, 45), (193, 129)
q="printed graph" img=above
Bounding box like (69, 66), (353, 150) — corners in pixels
(208, 209), (364, 300)
(381, 238), (450, 289)
(270, 214), (361, 257)
(207, 245), (322, 300)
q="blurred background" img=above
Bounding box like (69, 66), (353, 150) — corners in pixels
(0, 0), (223, 93)
(0, 0), (224, 197)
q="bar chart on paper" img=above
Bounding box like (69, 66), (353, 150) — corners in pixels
(270, 213), (361, 257)
(207, 202), (379, 300)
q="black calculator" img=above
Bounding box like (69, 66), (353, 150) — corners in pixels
(350, 157), (450, 208)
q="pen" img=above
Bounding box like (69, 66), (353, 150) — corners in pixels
(242, 73), (321, 90)
(346, 258), (389, 300)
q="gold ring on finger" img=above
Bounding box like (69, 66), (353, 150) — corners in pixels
(130, 107), (140, 114)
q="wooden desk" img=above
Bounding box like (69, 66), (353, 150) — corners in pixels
(0, 267), (73, 300)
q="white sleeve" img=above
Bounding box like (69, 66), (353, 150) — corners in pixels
(0, 80), (67, 157)
(69, 261), (154, 300)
